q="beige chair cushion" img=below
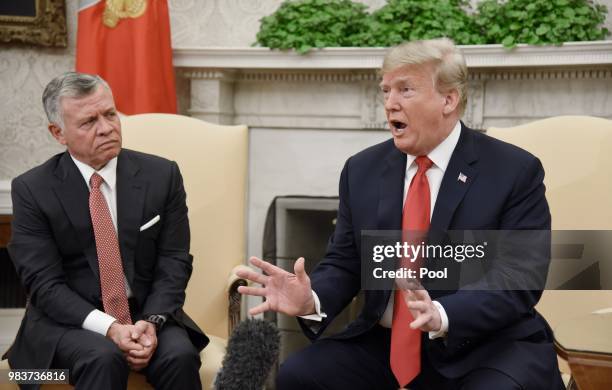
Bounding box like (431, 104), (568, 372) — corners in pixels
(122, 114), (247, 389)
(487, 115), (612, 376)
(487, 116), (612, 231)
(121, 113), (248, 339)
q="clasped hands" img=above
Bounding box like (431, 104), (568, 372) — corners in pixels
(106, 320), (157, 371)
(237, 256), (442, 333)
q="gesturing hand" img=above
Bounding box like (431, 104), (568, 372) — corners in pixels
(400, 287), (442, 333)
(236, 256), (315, 317)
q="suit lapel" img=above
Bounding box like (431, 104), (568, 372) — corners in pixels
(430, 123), (479, 233)
(52, 152), (100, 279)
(377, 145), (406, 231)
(376, 144), (406, 301)
(116, 151), (146, 286)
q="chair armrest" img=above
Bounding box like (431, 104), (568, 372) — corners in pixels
(227, 265), (251, 335)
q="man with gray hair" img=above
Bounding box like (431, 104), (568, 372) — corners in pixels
(4, 72), (208, 389)
(237, 39), (563, 389)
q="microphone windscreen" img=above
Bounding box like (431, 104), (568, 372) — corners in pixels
(215, 319), (280, 390)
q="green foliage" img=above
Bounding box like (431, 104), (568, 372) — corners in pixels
(474, 0), (609, 47)
(254, 0), (610, 52)
(254, 0), (371, 53)
(359, 0), (485, 46)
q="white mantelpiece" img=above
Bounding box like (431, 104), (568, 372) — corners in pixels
(174, 41), (612, 69)
(0, 181), (10, 215)
(175, 41), (612, 131)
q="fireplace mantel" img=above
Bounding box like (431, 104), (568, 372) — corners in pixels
(173, 41), (612, 69)
(173, 41), (612, 134)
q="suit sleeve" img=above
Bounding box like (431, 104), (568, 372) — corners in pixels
(437, 156), (551, 344)
(299, 158), (362, 339)
(8, 177), (96, 326)
(141, 161), (193, 317)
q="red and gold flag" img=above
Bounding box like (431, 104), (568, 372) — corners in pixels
(76, 0), (177, 114)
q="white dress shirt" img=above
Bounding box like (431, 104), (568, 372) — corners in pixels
(304, 121), (462, 340)
(71, 155), (133, 336)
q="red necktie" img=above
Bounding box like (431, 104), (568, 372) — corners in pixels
(390, 156), (433, 387)
(89, 173), (132, 325)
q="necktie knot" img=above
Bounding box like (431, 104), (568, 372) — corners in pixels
(90, 173), (104, 190)
(415, 156), (433, 173)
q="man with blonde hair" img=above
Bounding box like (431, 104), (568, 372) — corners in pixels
(239, 38), (563, 389)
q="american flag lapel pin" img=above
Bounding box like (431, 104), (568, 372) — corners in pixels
(458, 172), (467, 183)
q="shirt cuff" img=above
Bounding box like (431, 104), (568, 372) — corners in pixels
(298, 290), (327, 322)
(82, 309), (117, 336)
(429, 300), (449, 340)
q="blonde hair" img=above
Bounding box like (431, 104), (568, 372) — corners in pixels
(381, 38), (468, 115)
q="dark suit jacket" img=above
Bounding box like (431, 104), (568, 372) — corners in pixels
(300, 124), (560, 386)
(5, 149), (208, 370)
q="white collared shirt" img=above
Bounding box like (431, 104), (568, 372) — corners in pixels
(378, 120), (461, 338)
(305, 121), (461, 340)
(71, 155), (132, 336)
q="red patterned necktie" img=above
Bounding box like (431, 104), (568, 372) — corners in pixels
(390, 156), (433, 387)
(89, 173), (132, 325)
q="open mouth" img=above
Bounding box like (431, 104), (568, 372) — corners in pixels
(390, 120), (407, 130)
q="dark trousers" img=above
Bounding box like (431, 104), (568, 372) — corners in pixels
(51, 324), (201, 390)
(277, 325), (561, 390)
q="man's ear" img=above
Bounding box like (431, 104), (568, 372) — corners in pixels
(442, 89), (460, 115)
(48, 123), (66, 145)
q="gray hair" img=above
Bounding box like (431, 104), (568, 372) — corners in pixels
(42, 72), (111, 127)
(381, 38), (468, 116)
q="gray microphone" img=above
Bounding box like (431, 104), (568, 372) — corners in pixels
(215, 319), (281, 390)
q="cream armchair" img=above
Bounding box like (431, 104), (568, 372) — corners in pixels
(122, 113), (250, 389)
(0, 114), (249, 390)
(487, 115), (612, 384)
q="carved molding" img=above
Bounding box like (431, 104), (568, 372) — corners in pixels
(182, 68), (612, 83)
(176, 41), (612, 132)
(470, 68), (612, 81)
(0, 181), (11, 215)
(188, 77), (236, 125)
(464, 81), (485, 130)
(174, 41), (612, 70)
(0, 0), (68, 48)
(180, 69), (237, 81)
(361, 82), (387, 129)
(238, 70), (375, 83)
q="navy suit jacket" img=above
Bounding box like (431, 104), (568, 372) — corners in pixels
(5, 149), (208, 371)
(300, 124), (559, 384)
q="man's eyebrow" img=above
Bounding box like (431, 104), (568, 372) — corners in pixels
(79, 114), (96, 123)
(380, 76), (414, 86)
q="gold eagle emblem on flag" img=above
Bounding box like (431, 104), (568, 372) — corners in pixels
(103, 0), (148, 28)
